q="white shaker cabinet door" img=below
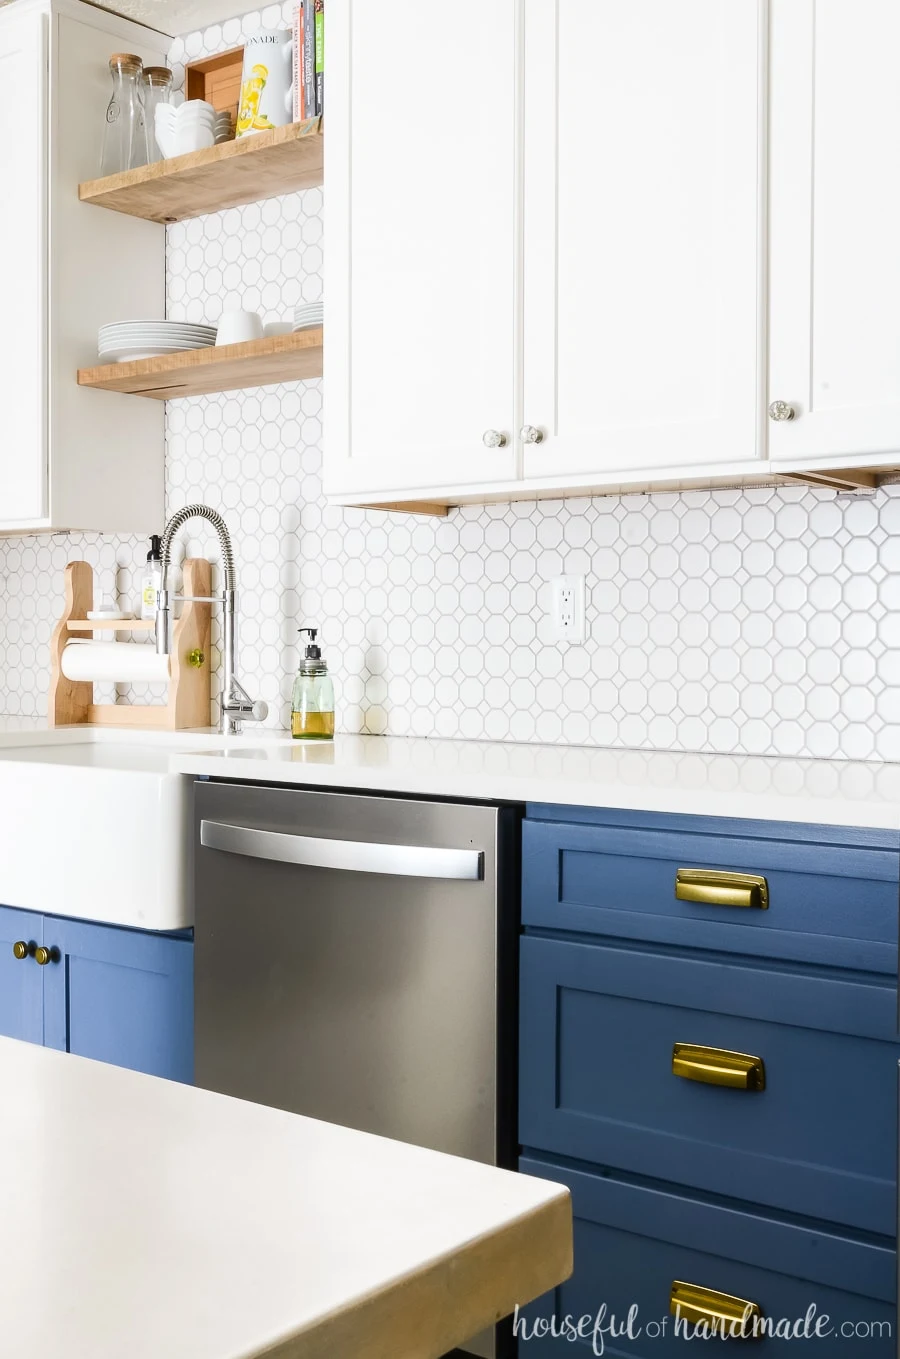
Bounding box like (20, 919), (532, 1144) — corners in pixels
(768, 0), (900, 464)
(325, 0), (518, 499)
(0, 10), (48, 522)
(522, 0), (764, 482)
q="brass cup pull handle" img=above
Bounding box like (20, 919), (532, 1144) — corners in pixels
(673, 1043), (766, 1092)
(34, 945), (57, 967)
(670, 1280), (762, 1334)
(675, 868), (768, 910)
(12, 941), (32, 961)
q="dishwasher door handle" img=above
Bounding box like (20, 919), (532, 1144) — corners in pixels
(199, 820), (485, 881)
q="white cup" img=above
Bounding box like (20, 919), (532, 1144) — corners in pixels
(263, 320), (293, 337)
(216, 309), (264, 346)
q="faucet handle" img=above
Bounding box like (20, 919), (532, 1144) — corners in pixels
(251, 700), (268, 723)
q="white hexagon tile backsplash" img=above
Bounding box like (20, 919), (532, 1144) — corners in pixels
(0, 7), (897, 762)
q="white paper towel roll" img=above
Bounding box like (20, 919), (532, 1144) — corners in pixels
(61, 642), (171, 684)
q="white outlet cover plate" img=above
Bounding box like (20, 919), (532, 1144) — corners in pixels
(550, 575), (586, 644)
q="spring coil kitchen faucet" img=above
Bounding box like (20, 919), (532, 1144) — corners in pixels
(155, 504), (268, 735)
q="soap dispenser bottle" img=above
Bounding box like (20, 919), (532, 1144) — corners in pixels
(140, 535), (163, 620)
(291, 628), (335, 740)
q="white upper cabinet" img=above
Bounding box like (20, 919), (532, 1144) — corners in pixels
(522, 0), (764, 483)
(0, 10), (48, 523)
(325, 0), (519, 499)
(326, 0), (900, 509)
(768, 0), (900, 465)
(0, 0), (165, 535)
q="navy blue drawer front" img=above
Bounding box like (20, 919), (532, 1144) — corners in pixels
(523, 807), (900, 974)
(519, 936), (900, 1235)
(517, 1157), (895, 1357)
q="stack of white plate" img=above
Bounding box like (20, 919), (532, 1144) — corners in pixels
(292, 302), (324, 332)
(215, 111), (234, 144)
(98, 320), (217, 364)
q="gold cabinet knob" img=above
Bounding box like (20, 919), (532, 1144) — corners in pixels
(12, 941), (31, 961)
(34, 945), (55, 966)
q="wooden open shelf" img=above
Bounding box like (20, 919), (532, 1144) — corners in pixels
(77, 328), (323, 400)
(78, 118), (323, 224)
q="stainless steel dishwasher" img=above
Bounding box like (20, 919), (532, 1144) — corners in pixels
(194, 780), (520, 1359)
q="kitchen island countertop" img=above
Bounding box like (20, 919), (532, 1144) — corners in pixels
(0, 1036), (570, 1359)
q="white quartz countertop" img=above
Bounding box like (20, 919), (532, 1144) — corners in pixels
(169, 732), (900, 832)
(0, 1037), (570, 1359)
(0, 723), (897, 830)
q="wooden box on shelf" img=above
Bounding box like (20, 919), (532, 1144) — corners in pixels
(185, 44), (244, 121)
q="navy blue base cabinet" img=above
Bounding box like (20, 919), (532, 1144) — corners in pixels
(0, 903), (192, 1083)
(517, 1158), (895, 1357)
(519, 804), (900, 1355)
(0, 905), (43, 1044)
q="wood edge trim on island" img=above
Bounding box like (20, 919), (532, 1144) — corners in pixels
(255, 1191), (572, 1359)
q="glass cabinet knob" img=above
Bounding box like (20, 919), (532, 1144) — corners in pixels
(482, 429), (508, 449)
(768, 400), (796, 422)
(520, 425), (545, 444)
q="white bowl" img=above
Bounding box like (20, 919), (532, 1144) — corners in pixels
(172, 127), (215, 156)
(215, 309), (264, 346)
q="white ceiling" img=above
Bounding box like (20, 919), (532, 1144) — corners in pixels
(86, 0), (248, 37)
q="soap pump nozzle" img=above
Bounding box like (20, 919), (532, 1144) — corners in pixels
(298, 627), (322, 661)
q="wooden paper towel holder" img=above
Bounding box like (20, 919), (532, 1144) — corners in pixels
(48, 559), (212, 730)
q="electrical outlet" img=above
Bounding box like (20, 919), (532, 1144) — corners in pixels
(550, 575), (585, 643)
